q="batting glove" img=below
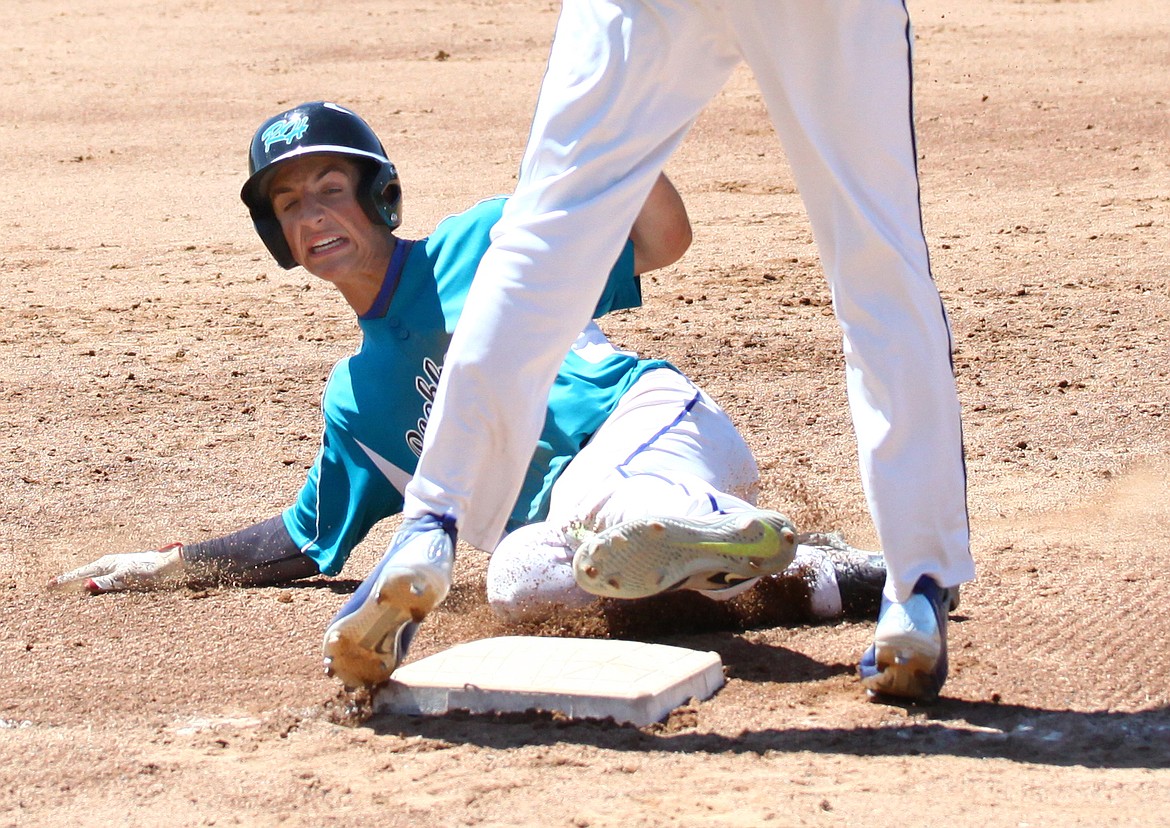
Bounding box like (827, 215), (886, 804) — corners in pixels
(47, 543), (186, 594)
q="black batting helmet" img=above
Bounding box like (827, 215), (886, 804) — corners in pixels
(241, 102), (402, 269)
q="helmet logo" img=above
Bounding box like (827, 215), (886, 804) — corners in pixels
(261, 114), (310, 153)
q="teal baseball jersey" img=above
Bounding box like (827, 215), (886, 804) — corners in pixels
(283, 197), (673, 574)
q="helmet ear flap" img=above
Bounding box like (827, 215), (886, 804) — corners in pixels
(253, 214), (298, 269)
(246, 190), (297, 270)
(361, 161), (402, 230)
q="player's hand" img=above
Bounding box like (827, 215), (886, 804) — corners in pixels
(47, 543), (186, 594)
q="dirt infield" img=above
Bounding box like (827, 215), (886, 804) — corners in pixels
(3, 0), (1168, 825)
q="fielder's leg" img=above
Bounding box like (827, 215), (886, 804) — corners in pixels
(321, 513), (456, 688)
(730, 0), (972, 700)
(401, 0), (741, 552)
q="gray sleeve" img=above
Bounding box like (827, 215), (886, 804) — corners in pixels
(181, 515), (320, 586)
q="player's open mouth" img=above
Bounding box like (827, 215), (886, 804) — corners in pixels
(310, 236), (345, 254)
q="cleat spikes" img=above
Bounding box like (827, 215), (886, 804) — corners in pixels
(859, 575), (951, 703)
(572, 509), (796, 599)
(321, 513), (456, 688)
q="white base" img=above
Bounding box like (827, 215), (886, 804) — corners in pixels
(374, 636), (724, 727)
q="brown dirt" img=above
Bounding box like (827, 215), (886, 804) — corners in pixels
(3, 0), (1169, 825)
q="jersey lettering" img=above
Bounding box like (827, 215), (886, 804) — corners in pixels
(405, 357), (442, 456)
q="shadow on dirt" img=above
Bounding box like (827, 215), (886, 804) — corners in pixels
(311, 587), (1168, 769)
(366, 701), (1170, 770)
(354, 629), (1170, 771)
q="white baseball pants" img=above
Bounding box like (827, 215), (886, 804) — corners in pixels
(486, 366), (761, 620)
(405, 0), (975, 601)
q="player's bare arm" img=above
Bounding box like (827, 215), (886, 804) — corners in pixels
(630, 173), (692, 275)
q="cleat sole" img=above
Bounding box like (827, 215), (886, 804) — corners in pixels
(572, 510), (796, 599)
(861, 643), (943, 701)
(859, 577), (951, 703)
(322, 569), (445, 688)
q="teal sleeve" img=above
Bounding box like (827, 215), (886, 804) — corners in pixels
(592, 241), (642, 317)
(281, 420), (405, 577)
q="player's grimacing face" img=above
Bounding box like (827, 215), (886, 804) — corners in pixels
(268, 155), (392, 283)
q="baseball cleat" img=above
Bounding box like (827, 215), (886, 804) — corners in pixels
(858, 575), (956, 703)
(572, 509), (797, 600)
(321, 513), (456, 688)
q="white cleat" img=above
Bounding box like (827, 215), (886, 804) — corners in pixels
(321, 514), (456, 688)
(572, 510), (797, 600)
(858, 576), (953, 703)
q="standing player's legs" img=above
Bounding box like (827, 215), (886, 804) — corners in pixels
(730, 0), (973, 601)
(402, 0), (741, 552)
(729, 0), (972, 699)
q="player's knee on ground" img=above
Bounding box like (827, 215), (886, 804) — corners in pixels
(486, 522), (598, 623)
